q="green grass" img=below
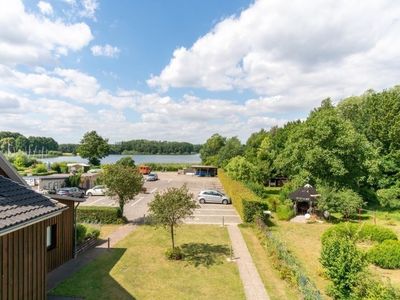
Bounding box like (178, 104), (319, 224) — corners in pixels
(239, 225), (300, 300)
(50, 225), (245, 300)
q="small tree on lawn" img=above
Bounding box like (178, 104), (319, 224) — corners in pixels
(102, 163), (143, 216)
(148, 185), (199, 258)
(318, 187), (364, 219)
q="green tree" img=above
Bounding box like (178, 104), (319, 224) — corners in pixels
(200, 133), (226, 166)
(77, 131), (110, 165)
(320, 235), (366, 299)
(217, 136), (243, 167)
(318, 187), (364, 219)
(225, 156), (256, 182)
(102, 164), (143, 216)
(116, 156), (136, 167)
(148, 185), (198, 251)
(376, 187), (400, 208)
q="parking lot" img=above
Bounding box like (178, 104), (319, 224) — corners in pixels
(81, 172), (241, 225)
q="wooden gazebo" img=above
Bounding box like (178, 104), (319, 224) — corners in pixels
(289, 184), (319, 214)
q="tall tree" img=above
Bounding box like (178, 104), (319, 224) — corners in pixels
(148, 185), (198, 253)
(102, 163), (143, 216)
(200, 133), (226, 166)
(217, 136), (243, 167)
(77, 131), (110, 165)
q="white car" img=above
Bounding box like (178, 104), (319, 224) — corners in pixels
(86, 185), (108, 196)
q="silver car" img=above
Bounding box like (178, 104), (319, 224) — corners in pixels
(197, 190), (231, 205)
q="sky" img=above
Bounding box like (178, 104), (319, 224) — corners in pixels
(0, 0), (400, 144)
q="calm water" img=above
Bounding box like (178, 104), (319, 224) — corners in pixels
(38, 154), (201, 165)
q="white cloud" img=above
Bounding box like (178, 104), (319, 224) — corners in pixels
(0, 0), (93, 65)
(37, 1), (53, 15)
(91, 44), (120, 58)
(149, 0), (400, 112)
(80, 0), (99, 20)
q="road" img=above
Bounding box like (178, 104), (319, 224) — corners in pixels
(81, 172), (241, 225)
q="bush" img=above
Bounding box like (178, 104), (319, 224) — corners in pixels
(146, 163), (191, 172)
(321, 223), (397, 244)
(255, 218), (322, 299)
(266, 196), (280, 212)
(276, 201), (295, 220)
(76, 224), (87, 244)
(368, 240), (400, 269)
(351, 274), (400, 299)
(66, 173), (81, 187)
(77, 206), (126, 224)
(51, 162), (68, 173)
(165, 247), (183, 260)
(320, 235), (366, 299)
(32, 163), (48, 174)
(242, 199), (268, 222)
(86, 226), (100, 239)
(218, 170), (261, 220)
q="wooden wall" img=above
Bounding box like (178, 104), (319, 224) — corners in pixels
(45, 200), (75, 272)
(0, 222), (47, 300)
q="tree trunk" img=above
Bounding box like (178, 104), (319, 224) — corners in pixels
(119, 196), (124, 216)
(170, 224), (175, 250)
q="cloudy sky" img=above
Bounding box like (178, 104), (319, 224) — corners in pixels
(1, 0), (399, 144)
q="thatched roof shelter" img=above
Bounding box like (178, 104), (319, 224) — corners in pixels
(289, 184), (319, 202)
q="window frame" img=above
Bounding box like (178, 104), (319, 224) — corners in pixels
(46, 224), (57, 251)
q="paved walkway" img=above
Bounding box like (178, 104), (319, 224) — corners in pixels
(227, 225), (270, 300)
(47, 223), (137, 291)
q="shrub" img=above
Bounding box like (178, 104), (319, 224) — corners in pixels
(66, 173), (81, 187)
(51, 162), (68, 173)
(146, 163), (191, 172)
(86, 226), (100, 239)
(32, 163), (48, 174)
(255, 218), (322, 299)
(322, 223), (397, 244)
(242, 199), (268, 222)
(76, 224), (87, 244)
(77, 206), (126, 224)
(368, 240), (400, 269)
(351, 274), (400, 299)
(320, 235), (366, 299)
(218, 170), (261, 220)
(165, 247), (183, 260)
(266, 196), (280, 212)
(276, 201), (295, 221)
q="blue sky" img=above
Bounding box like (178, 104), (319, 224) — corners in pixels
(1, 0), (400, 143)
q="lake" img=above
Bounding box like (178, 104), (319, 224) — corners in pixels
(38, 154), (201, 165)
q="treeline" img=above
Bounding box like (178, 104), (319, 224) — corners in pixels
(110, 139), (201, 155)
(201, 85), (400, 210)
(0, 131), (58, 154)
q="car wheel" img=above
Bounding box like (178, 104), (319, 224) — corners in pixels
(199, 198), (205, 204)
(222, 199), (228, 205)
(87, 192), (93, 197)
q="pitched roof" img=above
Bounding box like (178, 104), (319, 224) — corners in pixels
(289, 184), (319, 202)
(0, 175), (66, 235)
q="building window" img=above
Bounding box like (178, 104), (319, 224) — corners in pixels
(46, 224), (57, 250)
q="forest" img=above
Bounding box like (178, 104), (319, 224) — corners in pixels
(0, 131), (58, 154)
(109, 139), (201, 155)
(201, 86), (400, 211)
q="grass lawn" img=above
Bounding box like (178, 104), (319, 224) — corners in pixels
(50, 225), (245, 300)
(239, 225), (301, 300)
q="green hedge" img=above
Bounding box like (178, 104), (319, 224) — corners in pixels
(77, 206), (126, 224)
(76, 223), (101, 245)
(242, 199), (268, 222)
(146, 163), (191, 172)
(322, 223), (397, 244)
(218, 170), (262, 220)
(276, 202), (295, 221)
(368, 240), (400, 269)
(255, 218), (322, 299)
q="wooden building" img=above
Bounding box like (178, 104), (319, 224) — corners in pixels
(289, 184), (320, 214)
(0, 153), (83, 299)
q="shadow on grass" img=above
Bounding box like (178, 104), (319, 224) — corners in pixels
(181, 243), (230, 267)
(49, 248), (135, 300)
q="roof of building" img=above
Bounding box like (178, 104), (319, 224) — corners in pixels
(191, 165), (218, 169)
(289, 184), (319, 202)
(0, 175), (67, 235)
(38, 174), (71, 180)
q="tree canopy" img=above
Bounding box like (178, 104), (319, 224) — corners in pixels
(77, 131), (110, 165)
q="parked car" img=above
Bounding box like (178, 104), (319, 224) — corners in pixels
(57, 187), (85, 198)
(86, 185), (108, 196)
(146, 173), (158, 181)
(197, 190), (231, 204)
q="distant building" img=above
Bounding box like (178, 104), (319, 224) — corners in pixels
(192, 165), (218, 177)
(38, 173), (70, 192)
(289, 184), (320, 214)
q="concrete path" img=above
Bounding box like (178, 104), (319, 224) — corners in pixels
(227, 225), (270, 300)
(47, 223), (136, 291)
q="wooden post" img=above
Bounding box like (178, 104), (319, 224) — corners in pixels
(222, 216), (224, 227)
(230, 244), (233, 260)
(374, 211), (377, 225)
(108, 237), (110, 249)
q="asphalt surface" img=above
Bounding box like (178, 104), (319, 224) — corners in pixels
(81, 172), (242, 225)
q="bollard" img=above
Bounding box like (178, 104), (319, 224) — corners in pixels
(143, 214), (146, 224)
(108, 237), (110, 249)
(222, 216), (224, 227)
(230, 245), (233, 260)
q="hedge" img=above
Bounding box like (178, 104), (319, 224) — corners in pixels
(322, 223), (397, 244)
(368, 240), (400, 269)
(76, 223), (101, 245)
(242, 199), (268, 222)
(218, 170), (262, 220)
(276, 202), (295, 221)
(77, 206), (126, 224)
(255, 218), (322, 299)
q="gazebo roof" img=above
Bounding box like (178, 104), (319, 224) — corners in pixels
(289, 184), (319, 202)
